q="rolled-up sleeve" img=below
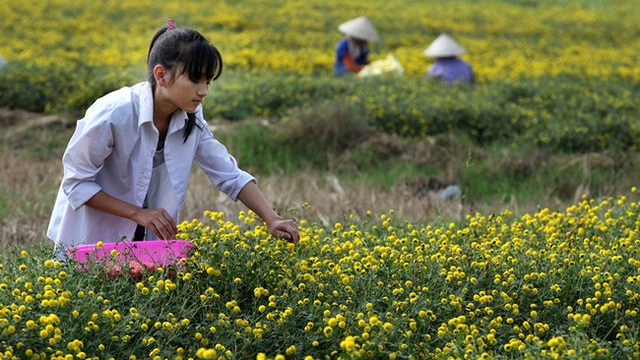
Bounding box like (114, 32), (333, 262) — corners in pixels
(62, 103), (115, 210)
(194, 123), (255, 201)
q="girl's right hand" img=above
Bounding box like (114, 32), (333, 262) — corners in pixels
(267, 218), (300, 245)
(85, 191), (177, 240)
(133, 208), (177, 240)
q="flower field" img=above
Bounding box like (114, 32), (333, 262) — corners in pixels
(2, 192), (640, 359)
(1, 0), (639, 80)
(2, 0), (640, 152)
(3, 0), (640, 359)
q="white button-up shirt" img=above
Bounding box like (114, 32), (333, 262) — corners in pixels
(47, 82), (255, 250)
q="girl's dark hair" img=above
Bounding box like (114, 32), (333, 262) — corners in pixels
(147, 23), (223, 142)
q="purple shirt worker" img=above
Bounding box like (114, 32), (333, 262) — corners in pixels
(424, 33), (475, 85)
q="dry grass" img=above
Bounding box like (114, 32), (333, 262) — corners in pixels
(0, 150), (469, 252)
(184, 168), (470, 226)
(0, 154), (60, 251)
(0, 107), (471, 251)
(3, 108), (633, 253)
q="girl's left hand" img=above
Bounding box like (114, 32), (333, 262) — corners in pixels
(268, 218), (299, 244)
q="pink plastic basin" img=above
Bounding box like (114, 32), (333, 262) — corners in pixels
(67, 240), (193, 268)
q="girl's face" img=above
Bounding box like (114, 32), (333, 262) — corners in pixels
(164, 70), (210, 114)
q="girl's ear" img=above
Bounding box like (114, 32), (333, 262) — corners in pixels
(153, 65), (167, 86)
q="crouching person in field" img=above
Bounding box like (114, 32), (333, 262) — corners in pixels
(48, 19), (299, 260)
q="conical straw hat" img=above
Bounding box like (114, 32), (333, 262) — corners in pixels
(423, 33), (465, 57)
(338, 16), (380, 42)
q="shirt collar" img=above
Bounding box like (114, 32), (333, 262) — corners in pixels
(169, 110), (189, 135)
(139, 82), (154, 128)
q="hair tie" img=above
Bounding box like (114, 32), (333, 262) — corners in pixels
(167, 18), (177, 31)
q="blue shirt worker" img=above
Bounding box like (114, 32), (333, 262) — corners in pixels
(334, 16), (380, 76)
(424, 33), (475, 84)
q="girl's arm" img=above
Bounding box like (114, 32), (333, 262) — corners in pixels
(237, 181), (299, 244)
(86, 191), (178, 240)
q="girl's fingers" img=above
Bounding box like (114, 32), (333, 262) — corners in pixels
(282, 224), (299, 244)
(152, 224), (166, 240)
(153, 218), (175, 240)
(159, 211), (177, 239)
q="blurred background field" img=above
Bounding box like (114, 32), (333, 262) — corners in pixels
(2, 0), (639, 79)
(1, 0), (640, 247)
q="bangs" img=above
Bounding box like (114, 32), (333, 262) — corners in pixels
(182, 41), (223, 82)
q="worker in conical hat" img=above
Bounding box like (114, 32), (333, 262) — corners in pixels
(424, 33), (475, 84)
(334, 16), (380, 76)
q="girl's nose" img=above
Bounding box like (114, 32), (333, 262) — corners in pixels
(197, 82), (209, 97)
